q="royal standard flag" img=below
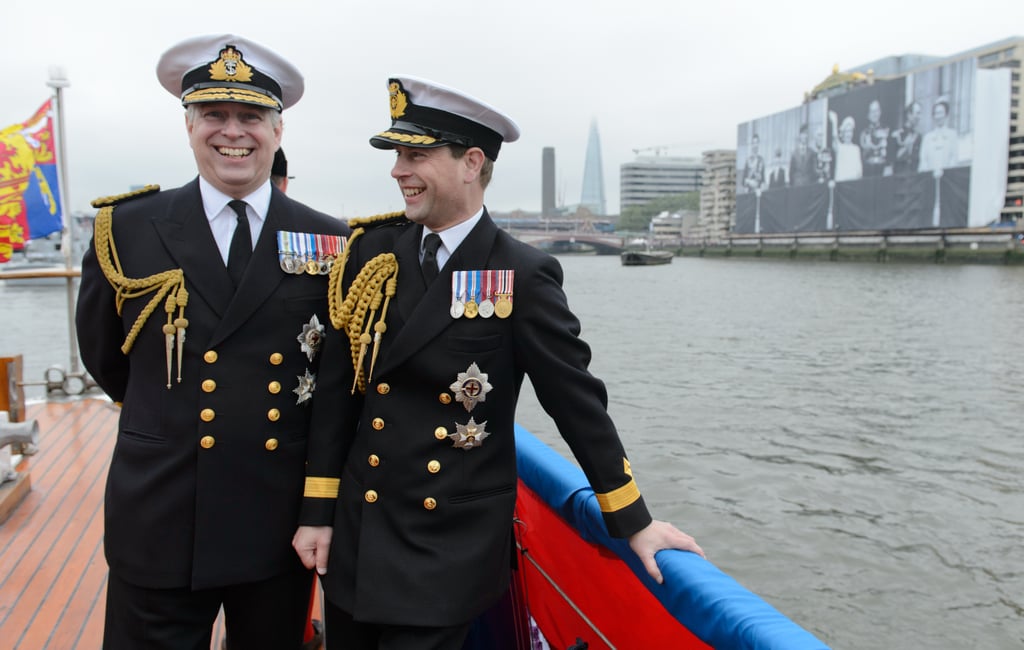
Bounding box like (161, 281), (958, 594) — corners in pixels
(1, 99), (63, 263)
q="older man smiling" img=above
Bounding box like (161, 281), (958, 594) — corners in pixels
(76, 34), (348, 650)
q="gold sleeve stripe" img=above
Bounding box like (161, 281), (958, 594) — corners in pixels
(304, 476), (340, 499)
(595, 478), (641, 513)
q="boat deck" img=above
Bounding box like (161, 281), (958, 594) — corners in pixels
(0, 398), (288, 649)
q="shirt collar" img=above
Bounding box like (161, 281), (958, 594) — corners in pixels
(199, 176), (273, 222)
(423, 207), (484, 255)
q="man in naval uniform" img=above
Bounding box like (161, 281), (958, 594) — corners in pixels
(293, 76), (705, 650)
(76, 34), (348, 649)
(272, 147), (294, 192)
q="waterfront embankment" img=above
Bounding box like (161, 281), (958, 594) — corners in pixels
(682, 227), (1024, 264)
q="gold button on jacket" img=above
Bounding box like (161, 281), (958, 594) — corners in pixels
(368, 454), (380, 467)
(200, 408), (215, 422)
(423, 497), (437, 510)
(427, 460), (441, 474)
(265, 438), (279, 451)
(376, 383), (390, 395)
(434, 426), (448, 440)
(269, 352), (284, 365)
(364, 490), (378, 503)
(438, 393), (452, 405)
(267, 408), (281, 422)
(268, 381), (282, 394)
(371, 417), (385, 430)
(203, 350), (218, 363)
(201, 379), (216, 393)
(200, 435), (215, 449)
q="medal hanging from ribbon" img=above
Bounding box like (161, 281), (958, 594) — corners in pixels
(451, 270), (513, 319)
(296, 233), (310, 274)
(478, 270), (495, 318)
(494, 269), (514, 319)
(464, 271), (479, 319)
(450, 270), (465, 318)
(277, 230), (297, 273)
(278, 231), (346, 275)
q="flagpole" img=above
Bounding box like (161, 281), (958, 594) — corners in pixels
(46, 67), (81, 378)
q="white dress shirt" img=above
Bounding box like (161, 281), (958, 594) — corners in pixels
(421, 207), (484, 270)
(199, 176), (272, 265)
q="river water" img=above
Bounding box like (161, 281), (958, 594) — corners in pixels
(2, 257), (1023, 649)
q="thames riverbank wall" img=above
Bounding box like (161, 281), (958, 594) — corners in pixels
(682, 228), (1024, 264)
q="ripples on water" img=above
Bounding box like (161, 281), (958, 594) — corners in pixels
(3, 259), (1022, 648)
(513, 257), (1024, 649)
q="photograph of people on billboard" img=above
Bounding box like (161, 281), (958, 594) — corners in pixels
(888, 100), (923, 175)
(740, 132), (767, 194)
(734, 57), (996, 234)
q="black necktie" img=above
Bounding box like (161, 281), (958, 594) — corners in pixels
(227, 200), (252, 287)
(421, 233), (442, 284)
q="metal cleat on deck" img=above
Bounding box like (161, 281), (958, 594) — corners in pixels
(1, 416), (40, 483)
(2, 417), (39, 455)
(0, 353), (44, 455)
(1, 355), (38, 522)
(0, 415), (37, 523)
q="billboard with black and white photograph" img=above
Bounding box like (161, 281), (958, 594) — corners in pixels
(735, 59), (1010, 233)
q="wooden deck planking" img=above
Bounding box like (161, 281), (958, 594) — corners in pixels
(0, 399), (242, 649)
(16, 455), (108, 649)
(1, 399), (115, 649)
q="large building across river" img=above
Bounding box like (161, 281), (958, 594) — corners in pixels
(620, 156), (703, 212)
(734, 36), (1022, 234)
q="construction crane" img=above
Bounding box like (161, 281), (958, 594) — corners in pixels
(632, 145), (668, 156)
(631, 143), (696, 157)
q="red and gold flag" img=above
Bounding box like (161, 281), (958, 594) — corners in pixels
(1, 99), (63, 263)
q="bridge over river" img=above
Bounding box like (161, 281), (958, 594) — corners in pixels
(509, 230), (629, 254)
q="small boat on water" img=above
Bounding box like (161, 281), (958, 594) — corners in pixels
(621, 249), (674, 266)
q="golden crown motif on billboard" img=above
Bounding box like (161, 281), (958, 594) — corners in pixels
(209, 46), (253, 83)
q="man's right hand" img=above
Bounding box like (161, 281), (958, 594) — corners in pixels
(293, 526), (332, 575)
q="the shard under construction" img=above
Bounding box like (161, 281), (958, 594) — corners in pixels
(580, 119), (607, 215)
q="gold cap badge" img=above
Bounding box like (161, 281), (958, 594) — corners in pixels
(389, 81), (408, 119)
(209, 46), (254, 83)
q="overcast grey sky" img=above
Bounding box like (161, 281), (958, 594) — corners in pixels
(7, 0), (1023, 218)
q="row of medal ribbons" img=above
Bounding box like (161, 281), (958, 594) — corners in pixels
(277, 231), (347, 275)
(450, 270), (514, 319)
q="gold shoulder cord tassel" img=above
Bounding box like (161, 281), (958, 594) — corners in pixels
(327, 213), (403, 395)
(92, 199), (189, 388)
(336, 253), (398, 395)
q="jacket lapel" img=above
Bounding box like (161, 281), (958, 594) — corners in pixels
(376, 212), (499, 377)
(392, 223), (426, 320)
(150, 179), (233, 318)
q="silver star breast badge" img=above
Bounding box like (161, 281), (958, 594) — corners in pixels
(293, 369), (317, 405)
(449, 362), (492, 413)
(449, 417), (490, 450)
(297, 314), (325, 361)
